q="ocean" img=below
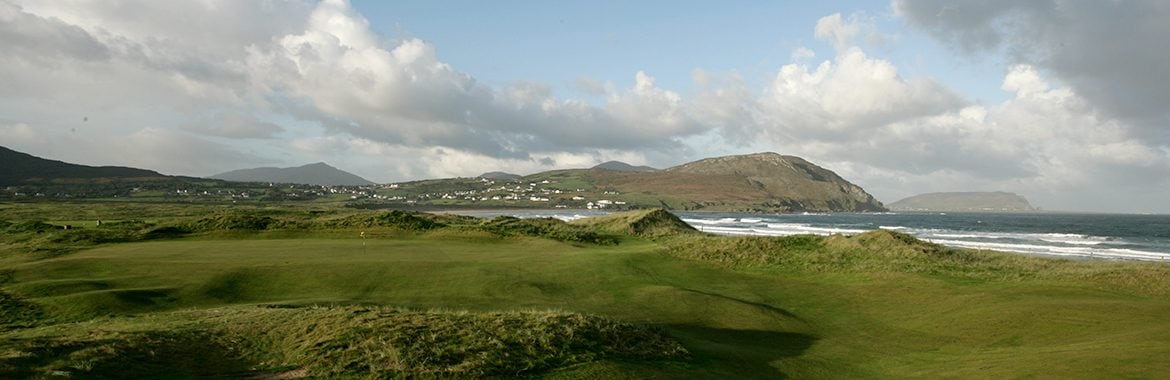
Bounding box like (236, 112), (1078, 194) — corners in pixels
(455, 210), (1170, 262)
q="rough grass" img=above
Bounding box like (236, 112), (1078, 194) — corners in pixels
(214, 305), (688, 378)
(2, 204), (1170, 378)
(0, 208), (624, 260)
(660, 229), (1170, 296)
(480, 216), (619, 245)
(0, 305), (687, 379)
(570, 208), (697, 238)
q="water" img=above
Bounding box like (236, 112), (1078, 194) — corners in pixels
(455, 210), (1170, 262)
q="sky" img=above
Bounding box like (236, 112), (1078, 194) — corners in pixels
(2, 0), (1169, 213)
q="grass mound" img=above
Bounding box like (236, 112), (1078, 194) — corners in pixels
(663, 229), (1170, 295)
(481, 216), (619, 245)
(217, 306), (687, 377)
(0, 328), (253, 378)
(571, 209), (697, 238)
(662, 229), (997, 272)
(186, 211), (295, 231)
(3, 221), (58, 234)
(322, 210), (454, 231)
(0, 305), (688, 378)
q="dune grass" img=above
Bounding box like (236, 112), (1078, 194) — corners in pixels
(1, 205), (1169, 378)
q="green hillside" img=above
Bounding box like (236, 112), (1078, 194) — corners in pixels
(0, 146), (165, 185)
(1, 203), (1167, 378)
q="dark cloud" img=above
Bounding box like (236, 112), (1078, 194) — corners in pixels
(0, 1), (110, 63)
(895, 0), (1170, 138)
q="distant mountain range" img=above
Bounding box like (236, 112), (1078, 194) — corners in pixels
(888, 192), (1036, 212)
(211, 163), (375, 186)
(592, 161), (657, 172)
(2, 145), (886, 212)
(0, 146), (166, 185)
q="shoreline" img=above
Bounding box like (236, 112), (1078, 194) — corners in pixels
(438, 208), (1170, 263)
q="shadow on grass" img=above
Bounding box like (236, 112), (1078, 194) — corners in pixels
(0, 331), (260, 379)
(674, 287), (802, 321)
(664, 324), (816, 379)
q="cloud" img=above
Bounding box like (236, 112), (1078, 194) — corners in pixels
(790, 46), (815, 62)
(815, 13), (863, 52)
(894, 0), (1170, 139)
(285, 135), (655, 182)
(241, 1), (718, 159)
(4, 0), (715, 174)
(181, 111), (284, 139)
(762, 47), (963, 140)
(575, 76), (610, 96)
(814, 13), (887, 52)
(0, 1), (109, 64)
(818, 64), (1170, 211)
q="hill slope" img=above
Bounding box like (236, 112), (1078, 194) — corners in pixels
(0, 146), (165, 185)
(568, 153), (884, 212)
(592, 161), (657, 172)
(888, 191), (1036, 212)
(212, 163), (375, 186)
(478, 171), (521, 181)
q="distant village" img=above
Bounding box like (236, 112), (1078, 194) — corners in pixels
(367, 177), (631, 210)
(2, 176), (636, 210)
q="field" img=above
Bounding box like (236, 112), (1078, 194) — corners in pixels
(2, 202), (1169, 378)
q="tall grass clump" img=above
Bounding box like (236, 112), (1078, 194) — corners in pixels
(321, 210), (452, 231)
(481, 216), (619, 245)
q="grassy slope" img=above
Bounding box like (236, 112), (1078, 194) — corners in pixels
(1, 206), (1169, 378)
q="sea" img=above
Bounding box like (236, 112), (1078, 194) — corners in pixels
(455, 210), (1170, 262)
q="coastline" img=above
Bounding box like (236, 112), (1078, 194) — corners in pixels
(441, 208), (1170, 263)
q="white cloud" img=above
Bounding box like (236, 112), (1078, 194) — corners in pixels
(1001, 64), (1048, 98)
(815, 13), (862, 52)
(814, 13), (887, 52)
(790, 46), (815, 62)
(0, 122), (44, 147)
(242, 1), (714, 159)
(286, 135), (654, 183)
(762, 47), (962, 139)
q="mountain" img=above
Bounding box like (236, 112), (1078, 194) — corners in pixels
(478, 171), (521, 181)
(211, 163), (375, 186)
(658, 153), (884, 211)
(0, 145), (165, 185)
(521, 152), (885, 212)
(888, 192), (1036, 212)
(592, 161), (657, 172)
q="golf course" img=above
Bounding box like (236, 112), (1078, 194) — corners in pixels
(2, 202), (1168, 378)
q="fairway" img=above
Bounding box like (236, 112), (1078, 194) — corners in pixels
(5, 221), (1170, 378)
